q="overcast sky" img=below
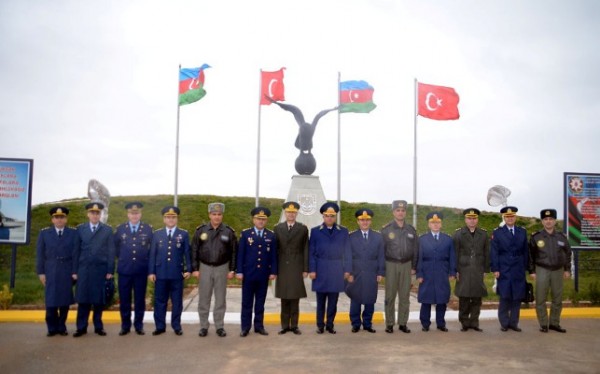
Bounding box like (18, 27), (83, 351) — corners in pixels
(1, 0), (598, 218)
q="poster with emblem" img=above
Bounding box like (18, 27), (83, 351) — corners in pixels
(0, 158), (34, 245)
(564, 172), (600, 249)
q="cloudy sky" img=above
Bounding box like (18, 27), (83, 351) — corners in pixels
(1, 0), (598, 219)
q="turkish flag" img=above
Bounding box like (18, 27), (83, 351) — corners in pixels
(260, 68), (285, 105)
(418, 82), (460, 120)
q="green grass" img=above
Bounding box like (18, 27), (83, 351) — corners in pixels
(1, 194), (598, 305)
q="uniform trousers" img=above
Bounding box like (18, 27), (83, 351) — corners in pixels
(46, 305), (70, 334)
(241, 278), (269, 331)
(197, 262), (229, 330)
(316, 292), (339, 329)
(153, 278), (184, 331)
(420, 303), (447, 328)
(535, 265), (565, 327)
(76, 303), (104, 331)
(350, 300), (375, 329)
(280, 298), (300, 329)
(118, 273), (148, 331)
(385, 260), (412, 327)
(458, 297), (482, 328)
(498, 297), (521, 328)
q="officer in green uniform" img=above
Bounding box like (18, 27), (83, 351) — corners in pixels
(529, 209), (572, 333)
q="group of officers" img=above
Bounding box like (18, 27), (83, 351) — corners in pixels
(36, 198), (572, 338)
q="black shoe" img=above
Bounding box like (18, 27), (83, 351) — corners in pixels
(460, 325), (469, 332)
(316, 327), (324, 334)
(135, 329), (145, 335)
(216, 328), (227, 337)
(119, 329), (130, 336)
(255, 328), (269, 336)
(198, 328), (208, 337)
(278, 328), (289, 335)
(59, 331), (69, 336)
(399, 325), (411, 334)
(326, 327), (336, 334)
(500, 327), (508, 332)
(364, 327), (376, 333)
(351, 326), (360, 333)
(46, 332), (57, 337)
(152, 329), (166, 336)
(437, 326), (449, 332)
(95, 329), (107, 336)
(174, 329), (183, 336)
(73, 330), (87, 338)
(240, 330), (249, 337)
(509, 326), (522, 332)
(540, 326), (549, 333)
(422, 326), (430, 332)
(472, 327), (483, 332)
(290, 327), (302, 335)
(549, 325), (566, 333)
(385, 326), (394, 333)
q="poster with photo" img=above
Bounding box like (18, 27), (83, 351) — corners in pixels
(0, 158), (34, 245)
(564, 172), (600, 249)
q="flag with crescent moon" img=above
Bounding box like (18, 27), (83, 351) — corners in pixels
(339, 80), (376, 113)
(417, 82), (460, 120)
(260, 68), (285, 105)
(179, 64), (211, 106)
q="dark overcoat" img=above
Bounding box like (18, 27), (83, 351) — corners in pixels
(453, 226), (490, 297)
(274, 222), (308, 299)
(417, 232), (457, 304)
(309, 224), (351, 293)
(36, 226), (77, 307)
(491, 225), (528, 300)
(114, 221), (153, 275)
(347, 229), (385, 305)
(148, 227), (192, 280)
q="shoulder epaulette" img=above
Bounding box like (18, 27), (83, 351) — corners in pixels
(349, 229), (358, 234)
(382, 222), (392, 229)
(224, 224), (235, 232)
(371, 229), (381, 234)
(195, 223), (208, 231)
(40, 226), (51, 231)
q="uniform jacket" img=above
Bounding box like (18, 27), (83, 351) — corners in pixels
(309, 223), (352, 293)
(529, 229), (572, 272)
(417, 232), (457, 304)
(36, 226), (77, 307)
(347, 229), (385, 305)
(148, 227), (192, 280)
(114, 221), (153, 275)
(74, 222), (116, 304)
(191, 223), (237, 272)
(381, 220), (419, 268)
(491, 225), (529, 300)
(274, 221), (308, 299)
(453, 226), (490, 298)
(237, 227), (278, 281)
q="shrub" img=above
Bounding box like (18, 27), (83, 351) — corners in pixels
(0, 284), (14, 310)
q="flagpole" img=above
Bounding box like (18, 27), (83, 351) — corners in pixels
(174, 64), (181, 207)
(412, 78), (418, 229)
(337, 72), (342, 224)
(255, 69), (262, 207)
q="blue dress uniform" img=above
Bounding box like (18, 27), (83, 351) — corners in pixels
(491, 206), (529, 331)
(309, 202), (352, 333)
(73, 203), (116, 335)
(236, 207), (278, 335)
(36, 206), (76, 336)
(148, 206), (192, 334)
(114, 202), (153, 334)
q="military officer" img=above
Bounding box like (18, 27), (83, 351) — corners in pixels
(148, 206), (192, 336)
(381, 199), (419, 333)
(36, 206), (77, 336)
(192, 202), (237, 338)
(347, 209), (385, 333)
(73, 202), (116, 337)
(529, 209), (572, 333)
(453, 208), (490, 332)
(236, 207), (278, 337)
(491, 206), (529, 332)
(417, 212), (456, 332)
(309, 202), (352, 335)
(273, 201), (309, 335)
(114, 202), (153, 336)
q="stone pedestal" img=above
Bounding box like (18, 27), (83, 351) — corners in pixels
(278, 175), (327, 229)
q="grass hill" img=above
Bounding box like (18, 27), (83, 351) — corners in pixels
(1, 194), (598, 305)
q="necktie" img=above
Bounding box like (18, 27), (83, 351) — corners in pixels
(363, 232), (368, 240)
(58, 230), (62, 237)
(132, 226), (136, 234)
(92, 226), (96, 233)
(168, 230), (172, 240)
(510, 228), (514, 236)
(288, 225), (292, 232)
(435, 234), (439, 241)
(257, 230), (262, 237)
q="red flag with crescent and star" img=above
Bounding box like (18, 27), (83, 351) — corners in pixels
(417, 82), (460, 120)
(260, 68), (285, 105)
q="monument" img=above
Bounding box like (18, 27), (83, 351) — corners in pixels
(87, 179), (111, 223)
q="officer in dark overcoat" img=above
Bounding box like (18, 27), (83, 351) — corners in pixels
(36, 206), (77, 336)
(114, 202), (153, 336)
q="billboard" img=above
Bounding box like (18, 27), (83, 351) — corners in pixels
(564, 172), (600, 249)
(0, 158), (34, 245)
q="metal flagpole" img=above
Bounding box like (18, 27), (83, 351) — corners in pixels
(337, 72), (342, 224)
(412, 78), (418, 229)
(255, 69), (262, 207)
(174, 64), (181, 206)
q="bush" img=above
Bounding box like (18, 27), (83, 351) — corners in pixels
(0, 284), (14, 310)
(589, 281), (600, 305)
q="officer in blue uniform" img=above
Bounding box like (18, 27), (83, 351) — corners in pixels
(114, 202), (153, 336)
(236, 207), (278, 337)
(73, 202), (116, 337)
(491, 206), (529, 332)
(36, 206), (77, 336)
(148, 206), (192, 336)
(347, 209), (385, 333)
(309, 202), (352, 334)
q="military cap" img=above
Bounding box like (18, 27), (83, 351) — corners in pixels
(162, 206), (180, 216)
(251, 207), (271, 218)
(392, 200), (408, 210)
(320, 202), (340, 215)
(426, 211), (443, 222)
(282, 201), (300, 212)
(49, 207), (69, 216)
(125, 202), (143, 212)
(500, 206), (518, 217)
(86, 202), (104, 212)
(463, 208), (480, 218)
(208, 202), (225, 213)
(355, 209), (374, 219)
(540, 209), (557, 220)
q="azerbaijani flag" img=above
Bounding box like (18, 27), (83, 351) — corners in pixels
(339, 80), (376, 113)
(179, 64), (211, 106)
